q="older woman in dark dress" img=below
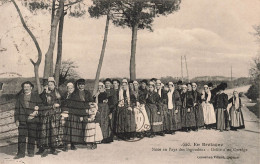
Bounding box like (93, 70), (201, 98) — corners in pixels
(94, 82), (111, 143)
(66, 79), (94, 149)
(145, 81), (163, 137)
(215, 83), (229, 132)
(192, 82), (204, 131)
(38, 77), (62, 157)
(60, 82), (75, 151)
(180, 84), (196, 132)
(116, 79), (136, 140)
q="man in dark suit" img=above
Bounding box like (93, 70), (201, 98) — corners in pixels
(14, 81), (42, 159)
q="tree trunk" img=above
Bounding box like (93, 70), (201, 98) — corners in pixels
(51, 0), (56, 23)
(11, 0), (42, 94)
(34, 65), (41, 93)
(43, 0), (64, 80)
(130, 24), (138, 81)
(93, 15), (110, 96)
(54, 8), (65, 86)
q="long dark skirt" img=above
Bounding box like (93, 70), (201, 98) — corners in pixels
(159, 104), (168, 131)
(194, 104), (204, 127)
(59, 117), (69, 145)
(181, 107), (196, 128)
(145, 104), (163, 132)
(66, 114), (85, 144)
(216, 108), (229, 131)
(171, 108), (182, 131)
(98, 103), (111, 139)
(39, 111), (61, 149)
(116, 106), (136, 133)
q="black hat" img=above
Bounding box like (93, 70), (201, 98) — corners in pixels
(103, 78), (112, 84)
(21, 81), (34, 88)
(177, 80), (183, 85)
(42, 79), (48, 86)
(140, 79), (148, 85)
(76, 79), (85, 85)
(208, 82), (213, 88)
(219, 82), (227, 90)
(150, 78), (157, 82)
(129, 80), (134, 84)
(112, 79), (120, 84)
(186, 83), (192, 86)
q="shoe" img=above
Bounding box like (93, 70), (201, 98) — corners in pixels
(50, 149), (58, 155)
(41, 149), (48, 158)
(86, 144), (92, 149)
(28, 154), (34, 157)
(91, 144), (97, 149)
(14, 154), (25, 159)
(36, 148), (44, 155)
(71, 145), (77, 150)
(62, 146), (68, 152)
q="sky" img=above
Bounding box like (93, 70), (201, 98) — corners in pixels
(0, 0), (260, 79)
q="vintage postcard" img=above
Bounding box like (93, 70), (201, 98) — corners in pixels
(0, 0), (259, 164)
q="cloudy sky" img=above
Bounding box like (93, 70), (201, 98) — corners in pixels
(0, 0), (260, 79)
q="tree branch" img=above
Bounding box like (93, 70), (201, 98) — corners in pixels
(64, 0), (82, 7)
(11, 0), (42, 66)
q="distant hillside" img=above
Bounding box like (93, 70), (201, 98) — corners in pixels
(191, 76), (234, 81)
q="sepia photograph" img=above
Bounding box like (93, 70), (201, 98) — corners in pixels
(0, 0), (259, 163)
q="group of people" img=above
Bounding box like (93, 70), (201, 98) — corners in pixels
(14, 77), (245, 159)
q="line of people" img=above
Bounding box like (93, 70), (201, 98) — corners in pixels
(13, 77), (245, 159)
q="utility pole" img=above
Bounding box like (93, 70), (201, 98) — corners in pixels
(231, 65), (233, 81)
(181, 56), (183, 82)
(184, 55), (189, 82)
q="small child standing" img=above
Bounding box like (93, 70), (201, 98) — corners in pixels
(84, 103), (103, 149)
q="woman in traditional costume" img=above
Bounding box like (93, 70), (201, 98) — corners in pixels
(180, 84), (196, 132)
(201, 84), (216, 129)
(60, 82), (75, 151)
(38, 77), (62, 157)
(156, 80), (168, 135)
(104, 78), (116, 142)
(116, 79), (136, 140)
(112, 79), (120, 137)
(166, 82), (182, 134)
(66, 79), (94, 149)
(191, 82), (204, 131)
(132, 81), (150, 138)
(215, 83), (229, 132)
(94, 82), (112, 143)
(145, 82), (163, 137)
(228, 91), (245, 131)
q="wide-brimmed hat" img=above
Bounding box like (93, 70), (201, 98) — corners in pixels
(112, 79), (120, 84)
(177, 80), (183, 85)
(76, 79), (85, 85)
(21, 81), (34, 88)
(218, 82), (227, 90)
(103, 78), (112, 84)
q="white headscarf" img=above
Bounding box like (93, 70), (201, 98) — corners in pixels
(118, 79), (130, 107)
